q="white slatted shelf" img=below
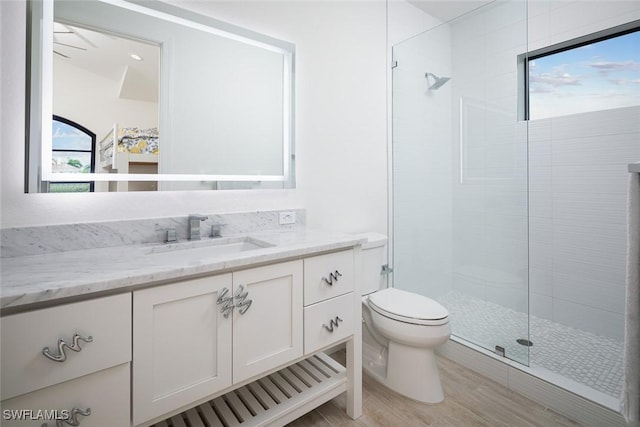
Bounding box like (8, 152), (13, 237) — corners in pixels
(152, 353), (347, 427)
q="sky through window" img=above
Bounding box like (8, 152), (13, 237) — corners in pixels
(528, 29), (640, 120)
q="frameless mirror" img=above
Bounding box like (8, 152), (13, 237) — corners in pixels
(27, 0), (295, 192)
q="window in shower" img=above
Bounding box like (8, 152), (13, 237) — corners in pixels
(525, 23), (640, 120)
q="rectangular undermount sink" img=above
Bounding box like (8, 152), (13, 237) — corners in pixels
(147, 236), (274, 259)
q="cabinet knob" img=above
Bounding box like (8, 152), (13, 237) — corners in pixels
(217, 287), (234, 318)
(323, 316), (343, 332)
(322, 270), (342, 286)
(42, 334), (93, 362)
(40, 407), (91, 426)
(235, 285), (252, 315)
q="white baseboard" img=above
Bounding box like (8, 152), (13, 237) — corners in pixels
(437, 338), (626, 427)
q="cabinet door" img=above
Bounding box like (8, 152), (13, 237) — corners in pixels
(1, 293), (131, 400)
(304, 250), (354, 305)
(232, 260), (303, 383)
(1, 363), (130, 427)
(133, 274), (233, 426)
(304, 292), (355, 355)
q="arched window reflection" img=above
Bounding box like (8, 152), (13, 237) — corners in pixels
(51, 115), (96, 192)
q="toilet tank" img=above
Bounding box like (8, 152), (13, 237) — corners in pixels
(359, 232), (388, 295)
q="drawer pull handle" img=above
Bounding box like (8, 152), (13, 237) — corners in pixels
(323, 316), (343, 332)
(322, 270), (343, 286)
(42, 334), (93, 362)
(235, 285), (252, 315)
(217, 287), (234, 319)
(40, 407), (91, 427)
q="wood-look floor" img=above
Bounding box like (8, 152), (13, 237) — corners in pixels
(287, 354), (580, 427)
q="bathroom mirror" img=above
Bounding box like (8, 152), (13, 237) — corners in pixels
(26, 0), (295, 192)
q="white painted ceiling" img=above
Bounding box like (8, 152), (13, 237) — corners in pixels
(407, 0), (495, 22)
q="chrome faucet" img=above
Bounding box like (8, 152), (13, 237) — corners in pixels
(188, 214), (208, 240)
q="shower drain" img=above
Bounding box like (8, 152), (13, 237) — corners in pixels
(517, 338), (534, 347)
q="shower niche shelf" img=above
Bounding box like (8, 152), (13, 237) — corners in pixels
(152, 353), (346, 427)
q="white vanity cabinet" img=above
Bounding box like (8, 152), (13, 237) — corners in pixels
(0, 244), (361, 427)
(133, 260), (303, 426)
(0, 293), (132, 426)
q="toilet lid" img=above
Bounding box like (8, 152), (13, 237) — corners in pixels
(368, 288), (449, 326)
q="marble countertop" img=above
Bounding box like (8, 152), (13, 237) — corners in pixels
(1, 229), (365, 311)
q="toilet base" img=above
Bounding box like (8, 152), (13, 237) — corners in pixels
(385, 341), (444, 404)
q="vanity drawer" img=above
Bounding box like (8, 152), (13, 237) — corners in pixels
(1, 293), (132, 400)
(304, 250), (354, 306)
(1, 363), (130, 427)
(304, 292), (354, 355)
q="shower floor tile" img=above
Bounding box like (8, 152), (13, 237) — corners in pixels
(436, 291), (623, 398)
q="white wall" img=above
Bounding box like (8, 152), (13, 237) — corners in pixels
(53, 60), (158, 138)
(527, 1), (640, 340)
(0, 0), (387, 234)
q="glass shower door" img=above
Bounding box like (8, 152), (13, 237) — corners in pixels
(391, 0), (530, 365)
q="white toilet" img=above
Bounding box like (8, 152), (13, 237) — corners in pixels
(360, 233), (451, 404)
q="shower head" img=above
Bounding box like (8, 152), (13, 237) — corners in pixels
(425, 72), (451, 90)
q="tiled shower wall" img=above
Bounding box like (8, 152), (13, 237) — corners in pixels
(393, 0), (640, 342)
(449, 0), (640, 340)
(527, 1), (640, 340)
(529, 107), (640, 340)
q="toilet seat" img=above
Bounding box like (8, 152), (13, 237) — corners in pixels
(368, 288), (449, 326)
